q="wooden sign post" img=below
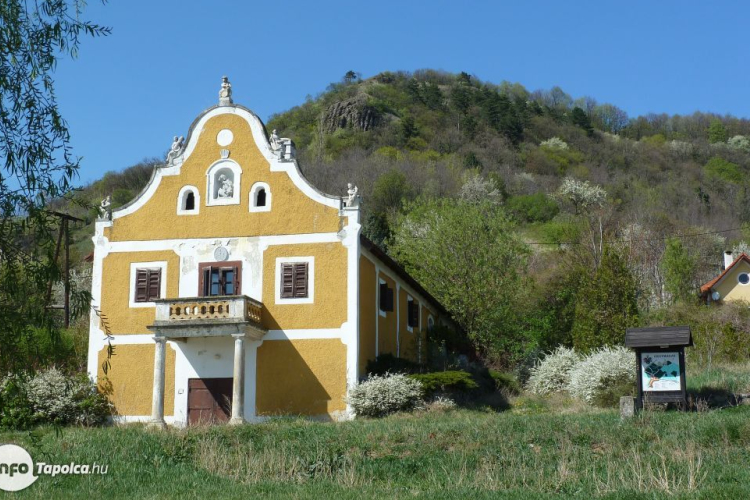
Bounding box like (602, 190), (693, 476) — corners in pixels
(625, 326), (692, 411)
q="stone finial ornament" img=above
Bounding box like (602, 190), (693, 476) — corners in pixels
(99, 195), (112, 220)
(166, 135), (185, 165)
(219, 76), (233, 106)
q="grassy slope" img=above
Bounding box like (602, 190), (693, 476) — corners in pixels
(3, 404), (750, 499)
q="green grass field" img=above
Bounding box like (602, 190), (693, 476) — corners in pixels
(2, 401), (750, 499)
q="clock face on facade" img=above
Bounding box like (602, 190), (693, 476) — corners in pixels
(214, 246), (229, 261)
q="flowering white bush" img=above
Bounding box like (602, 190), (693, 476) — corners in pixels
(25, 368), (111, 426)
(728, 135), (750, 152)
(557, 177), (607, 213)
(459, 174), (502, 205)
(526, 346), (580, 395)
(567, 346), (635, 405)
(540, 137), (569, 150)
(26, 367), (79, 423)
(668, 140), (693, 157)
(347, 373), (423, 418)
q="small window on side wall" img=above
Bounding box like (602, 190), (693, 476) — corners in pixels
(249, 182), (271, 212)
(379, 282), (394, 312)
(407, 299), (419, 328)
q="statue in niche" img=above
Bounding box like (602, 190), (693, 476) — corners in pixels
(99, 195), (111, 220)
(219, 76), (232, 104)
(217, 174), (234, 198)
(166, 135), (184, 164)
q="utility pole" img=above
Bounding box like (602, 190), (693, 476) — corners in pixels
(47, 211), (84, 327)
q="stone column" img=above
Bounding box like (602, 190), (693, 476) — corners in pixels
(229, 334), (245, 425)
(149, 336), (167, 429)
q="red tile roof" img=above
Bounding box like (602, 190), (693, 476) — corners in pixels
(700, 253), (750, 293)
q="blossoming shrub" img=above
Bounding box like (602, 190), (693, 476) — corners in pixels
(526, 346), (580, 395)
(567, 346), (635, 406)
(347, 373), (423, 418)
(1, 368), (112, 428)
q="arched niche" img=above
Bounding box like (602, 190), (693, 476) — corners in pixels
(206, 160), (242, 206)
(249, 182), (271, 212)
(177, 185), (200, 215)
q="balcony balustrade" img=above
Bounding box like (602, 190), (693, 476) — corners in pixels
(148, 295), (265, 340)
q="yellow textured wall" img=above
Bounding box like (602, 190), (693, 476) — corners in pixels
(256, 339), (347, 416)
(358, 256), (377, 376)
(378, 272), (398, 355)
(97, 344), (175, 416)
(107, 114), (341, 242)
(100, 251), (180, 334)
(716, 260), (750, 302)
(262, 243), (347, 330)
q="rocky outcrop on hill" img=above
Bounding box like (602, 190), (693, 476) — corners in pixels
(322, 95), (380, 133)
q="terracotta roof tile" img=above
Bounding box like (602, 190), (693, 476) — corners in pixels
(700, 253), (750, 293)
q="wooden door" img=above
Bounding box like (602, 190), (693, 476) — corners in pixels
(187, 378), (233, 425)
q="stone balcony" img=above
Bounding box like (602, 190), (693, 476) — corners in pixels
(148, 295), (266, 340)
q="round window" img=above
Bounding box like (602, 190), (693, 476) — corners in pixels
(739, 273), (750, 285)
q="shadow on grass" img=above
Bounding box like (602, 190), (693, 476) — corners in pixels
(686, 386), (742, 410)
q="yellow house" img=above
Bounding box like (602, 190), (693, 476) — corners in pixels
(700, 251), (750, 303)
(87, 78), (451, 427)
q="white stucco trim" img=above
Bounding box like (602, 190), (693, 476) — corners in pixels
(112, 416), (176, 425)
(87, 225), (109, 381)
(106, 232), (340, 253)
(378, 277), (387, 318)
(205, 159), (242, 206)
(176, 185), (200, 215)
(128, 261), (168, 308)
(249, 182), (271, 212)
(375, 267), (380, 356)
(274, 256), (315, 304)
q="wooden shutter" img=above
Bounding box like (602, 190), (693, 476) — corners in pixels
(135, 269), (149, 302)
(379, 283), (394, 312)
(147, 269), (161, 301)
(293, 263), (308, 298)
(281, 263), (294, 298)
(408, 300), (419, 328)
(232, 265), (240, 295)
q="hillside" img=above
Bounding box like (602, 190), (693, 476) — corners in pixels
(60, 69), (750, 363)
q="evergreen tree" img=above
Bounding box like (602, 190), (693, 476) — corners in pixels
(571, 247), (639, 351)
(571, 106), (594, 136)
(661, 238), (696, 303)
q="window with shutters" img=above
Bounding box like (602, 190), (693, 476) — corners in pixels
(129, 261), (167, 308)
(134, 268), (162, 302)
(407, 298), (419, 329)
(379, 281), (394, 313)
(199, 261), (242, 297)
(280, 263), (308, 298)
(275, 257), (314, 304)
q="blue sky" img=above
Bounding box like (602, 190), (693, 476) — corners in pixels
(54, 1), (749, 185)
